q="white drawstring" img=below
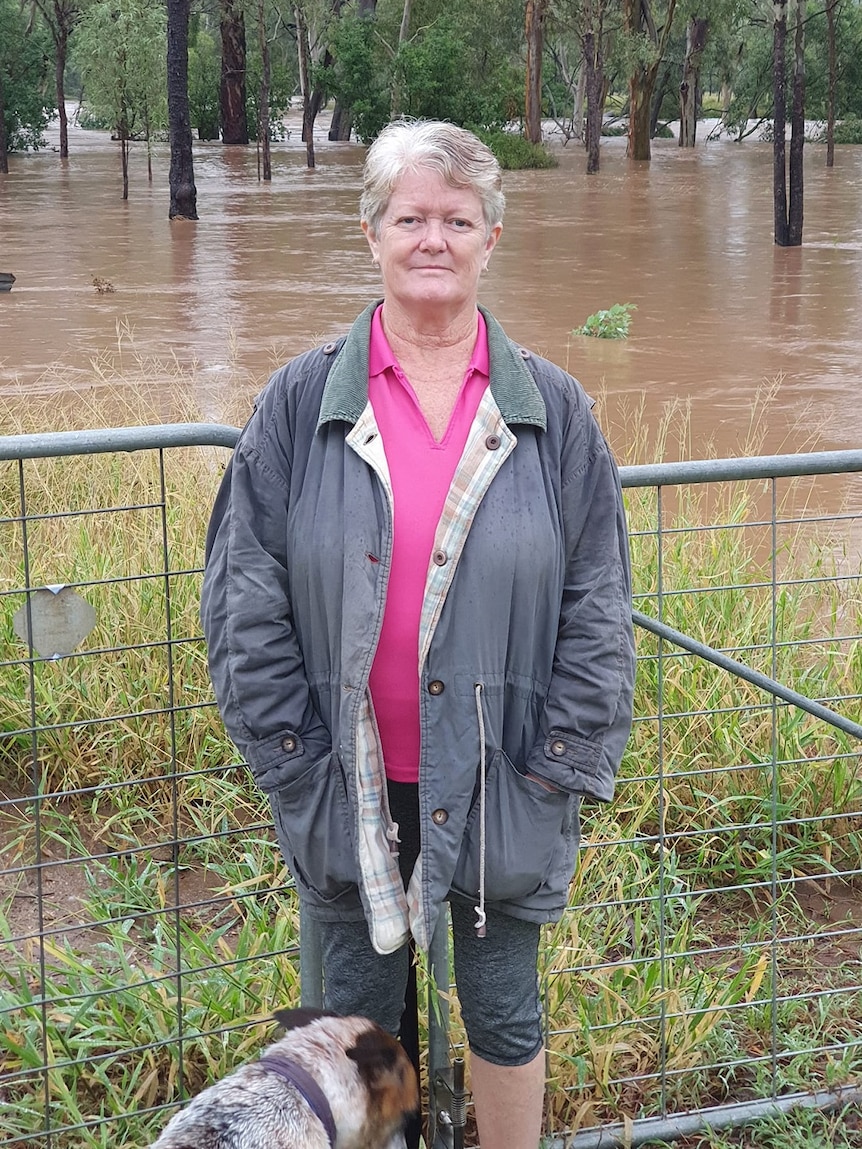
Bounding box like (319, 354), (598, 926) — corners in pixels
(473, 682), (487, 938)
(386, 819), (401, 855)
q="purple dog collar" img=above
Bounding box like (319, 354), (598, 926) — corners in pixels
(257, 1053), (337, 1147)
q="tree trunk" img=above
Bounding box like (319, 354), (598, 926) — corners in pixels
(623, 0), (678, 161)
(220, 0), (249, 144)
(583, 26), (603, 175)
(121, 126), (129, 201)
(257, 0), (271, 180)
(0, 69), (8, 175)
(679, 16), (708, 148)
(167, 0), (198, 218)
(524, 0), (547, 144)
(310, 46), (333, 124)
(628, 80), (653, 159)
(389, 0), (412, 117)
(295, 3), (315, 168)
(772, 0), (789, 245)
(56, 34), (69, 158)
(145, 106), (153, 181)
(649, 62), (671, 138)
(825, 0), (838, 168)
(787, 0), (804, 244)
(398, 0), (411, 42)
(328, 102), (352, 141)
(572, 62), (586, 142)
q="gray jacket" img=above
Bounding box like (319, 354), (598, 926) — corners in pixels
(201, 301), (635, 954)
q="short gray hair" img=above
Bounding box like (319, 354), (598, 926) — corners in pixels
(360, 119), (505, 237)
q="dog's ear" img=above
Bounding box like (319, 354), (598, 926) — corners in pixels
(272, 1007), (340, 1031)
(347, 1027), (419, 1119)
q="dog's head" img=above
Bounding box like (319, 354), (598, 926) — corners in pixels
(272, 1009), (418, 1145)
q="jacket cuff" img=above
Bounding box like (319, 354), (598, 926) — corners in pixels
(244, 726), (332, 793)
(525, 729), (615, 803)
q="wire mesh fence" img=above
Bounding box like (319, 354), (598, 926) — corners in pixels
(0, 427), (860, 1148)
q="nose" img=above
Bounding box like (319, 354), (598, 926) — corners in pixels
(418, 218), (446, 251)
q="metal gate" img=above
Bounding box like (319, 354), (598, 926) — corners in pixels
(1, 426), (860, 1147)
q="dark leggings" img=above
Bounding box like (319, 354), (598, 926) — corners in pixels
(318, 781), (544, 1068)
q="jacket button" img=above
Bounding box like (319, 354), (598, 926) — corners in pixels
(485, 434), (501, 450)
(431, 809), (448, 825)
(281, 735), (298, 753)
(322, 341), (337, 354)
(518, 347), (531, 359)
(550, 739), (566, 756)
(432, 549), (447, 566)
(428, 680), (445, 696)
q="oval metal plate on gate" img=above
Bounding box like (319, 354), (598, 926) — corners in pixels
(12, 586), (97, 658)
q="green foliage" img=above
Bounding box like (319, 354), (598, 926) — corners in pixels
(323, 3), (523, 141)
(393, 13), (521, 130)
(188, 21), (220, 141)
(476, 129), (558, 170)
(245, 50), (294, 143)
(573, 303), (636, 339)
(803, 0), (862, 123)
(73, 0), (166, 139)
(324, 13), (391, 143)
(0, 0), (54, 152)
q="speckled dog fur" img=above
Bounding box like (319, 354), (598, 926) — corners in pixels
(149, 1009), (418, 1149)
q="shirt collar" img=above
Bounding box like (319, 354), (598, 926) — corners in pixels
(317, 300), (546, 431)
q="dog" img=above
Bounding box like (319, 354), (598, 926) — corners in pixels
(149, 1008), (419, 1149)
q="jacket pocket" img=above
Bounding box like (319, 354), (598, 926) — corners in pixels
(269, 752), (357, 903)
(451, 750), (580, 905)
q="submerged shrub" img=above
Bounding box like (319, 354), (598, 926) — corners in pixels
(833, 117), (862, 144)
(476, 129), (558, 170)
(573, 302), (637, 339)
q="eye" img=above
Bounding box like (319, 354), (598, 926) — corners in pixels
(398, 216), (419, 226)
(450, 218), (471, 229)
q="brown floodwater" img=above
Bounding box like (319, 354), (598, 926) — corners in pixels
(0, 113), (861, 463)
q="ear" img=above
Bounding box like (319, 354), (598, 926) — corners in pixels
(482, 222), (503, 269)
(347, 1027), (419, 1119)
(272, 1007), (340, 1032)
(362, 220), (380, 263)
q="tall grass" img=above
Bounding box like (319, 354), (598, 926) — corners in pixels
(1, 374), (861, 1145)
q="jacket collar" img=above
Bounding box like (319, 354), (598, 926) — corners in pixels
(317, 299), (547, 432)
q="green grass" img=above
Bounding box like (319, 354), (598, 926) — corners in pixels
(1, 379), (861, 1146)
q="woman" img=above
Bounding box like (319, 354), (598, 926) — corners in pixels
(201, 119), (636, 1149)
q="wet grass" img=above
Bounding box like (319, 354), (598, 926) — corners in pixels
(0, 378), (861, 1145)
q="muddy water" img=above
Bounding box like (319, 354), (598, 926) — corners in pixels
(1, 114), (861, 462)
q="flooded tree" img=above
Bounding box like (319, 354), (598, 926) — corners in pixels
(772, 0), (805, 246)
(74, 0), (166, 199)
(295, 1), (314, 167)
(0, 69), (6, 175)
(0, 0), (53, 170)
(581, 0), (610, 174)
(254, 0), (271, 179)
(824, 0), (839, 167)
(622, 0), (678, 161)
(678, 15), (707, 148)
(524, 0), (549, 143)
(167, 0), (198, 217)
(30, 0), (78, 159)
(220, 0), (248, 143)
(328, 0), (376, 140)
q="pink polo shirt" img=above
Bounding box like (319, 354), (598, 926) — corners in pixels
(367, 305), (490, 783)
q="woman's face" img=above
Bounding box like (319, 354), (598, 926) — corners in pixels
(362, 167), (502, 321)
